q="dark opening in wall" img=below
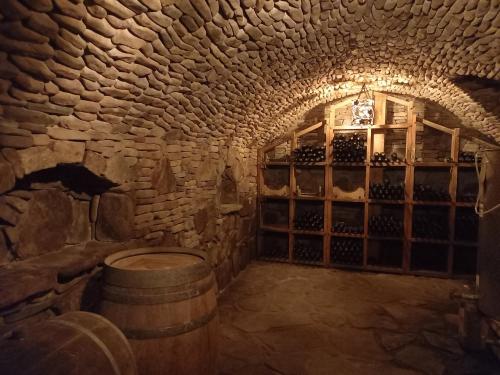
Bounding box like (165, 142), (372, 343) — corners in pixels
(0, 164), (133, 263)
(15, 165), (114, 196)
(220, 167), (238, 204)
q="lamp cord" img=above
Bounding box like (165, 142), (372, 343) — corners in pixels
(475, 149), (500, 217)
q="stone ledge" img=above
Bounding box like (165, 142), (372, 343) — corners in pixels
(0, 239), (146, 310)
(220, 204), (243, 215)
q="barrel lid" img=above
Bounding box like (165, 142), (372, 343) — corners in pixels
(111, 253), (202, 271)
(104, 247), (211, 288)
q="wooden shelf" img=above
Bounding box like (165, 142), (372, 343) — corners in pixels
(369, 163), (406, 168)
(368, 199), (406, 205)
(411, 238), (450, 245)
(292, 260), (324, 266)
(257, 94), (481, 278)
(258, 256), (289, 263)
(412, 200), (451, 206)
(294, 195), (325, 201)
(260, 195), (289, 200)
(413, 162), (453, 167)
(293, 162), (326, 167)
(364, 265), (404, 274)
(367, 235), (404, 241)
(371, 124), (410, 129)
(455, 201), (476, 207)
(330, 263), (364, 270)
(332, 124), (409, 130)
(332, 125), (370, 130)
(332, 198), (365, 203)
(292, 229), (324, 236)
(458, 163), (479, 168)
(264, 161), (290, 166)
(331, 232), (364, 238)
(453, 240), (478, 247)
(332, 162), (366, 167)
(260, 225), (289, 233)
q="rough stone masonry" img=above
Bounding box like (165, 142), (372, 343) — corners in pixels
(0, 0), (498, 320)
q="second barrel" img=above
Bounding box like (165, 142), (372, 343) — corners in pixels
(100, 247), (218, 375)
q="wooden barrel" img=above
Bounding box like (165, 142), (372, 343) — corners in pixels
(100, 247), (218, 375)
(0, 311), (137, 375)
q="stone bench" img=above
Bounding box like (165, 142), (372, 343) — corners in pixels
(0, 239), (146, 333)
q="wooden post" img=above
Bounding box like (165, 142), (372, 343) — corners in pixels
(289, 132), (297, 263)
(449, 128), (460, 275)
(372, 92), (387, 164)
(256, 149), (263, 258)
(363, 127), (372, 267)
(373, 92), (387, 125)
(324, 121), (333, 265)
(325, 104), (334, 128)
(403, 110), (417, 272)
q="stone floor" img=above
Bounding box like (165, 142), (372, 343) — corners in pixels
(217, 262), (500, 375)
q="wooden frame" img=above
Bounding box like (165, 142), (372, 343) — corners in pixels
(257, 92), (482, 278)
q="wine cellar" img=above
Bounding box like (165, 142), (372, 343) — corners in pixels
(0, 1), (500, 373)
(257, 93), (489, 278)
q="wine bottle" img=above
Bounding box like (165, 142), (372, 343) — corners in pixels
(331, 238), (363, 265)
(369, 214), (403, 236)
(414, 184), (450, 202)
(332, 132), (366, 164)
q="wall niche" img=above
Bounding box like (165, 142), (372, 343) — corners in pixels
(0, 164), (134, 264)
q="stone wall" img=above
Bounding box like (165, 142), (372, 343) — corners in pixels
(0, 0), (498, 330)
(0, 0), (260, 328)
(0, 1), (498, 145)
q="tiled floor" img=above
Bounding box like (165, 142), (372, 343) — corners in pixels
(217, 262), (499, 375)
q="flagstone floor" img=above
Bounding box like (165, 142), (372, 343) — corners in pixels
(217, 261), (499, 375)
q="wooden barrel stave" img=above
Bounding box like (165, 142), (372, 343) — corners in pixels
(0, 311), (137, 375)
(102, 275), (216, 332)
(128, 318), (219, 375)
(58, 312), (137, 375)
(100, 247), (218, 375)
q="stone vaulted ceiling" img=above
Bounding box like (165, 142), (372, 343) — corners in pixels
(0, 0), (499, 147)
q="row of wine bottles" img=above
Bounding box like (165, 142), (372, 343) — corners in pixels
(331, 238), (363, 265)
(292, 145), (326, 163)
(332, 133), (366, 163)
(368, 214), (403, 236)
(370, 152), (403, 165)
(456, 193), (476, 202)
(294, 211), (324, 231)
(413, 184), (450, 201)
(412, 215), (448, 239)
(455, 213), (479, 241)
(458, 151), (482, 163)
(294, 244), (322, 262)
(369, 180), (405, 200)
(332, 222), (364, 234)
(267, 214), (477, 241)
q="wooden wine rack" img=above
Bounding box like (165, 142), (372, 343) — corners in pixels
(257, 92), (493, 278)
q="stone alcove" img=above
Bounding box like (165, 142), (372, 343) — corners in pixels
(219, 145), (246, 210)
(220, 166), (238, 205)
(0, 158), (136, 264)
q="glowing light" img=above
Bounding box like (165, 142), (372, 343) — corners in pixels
(352, 83), (374, 126)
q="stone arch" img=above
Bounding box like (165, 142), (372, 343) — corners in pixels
(0, 0), (497, 148)
(0, 143), (137, 195)
(255, 77), (500, 147)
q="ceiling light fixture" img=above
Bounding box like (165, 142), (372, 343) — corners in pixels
(352, 83), (374, 126)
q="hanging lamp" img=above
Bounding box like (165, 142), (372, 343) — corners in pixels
(352, 83), (374, 126)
